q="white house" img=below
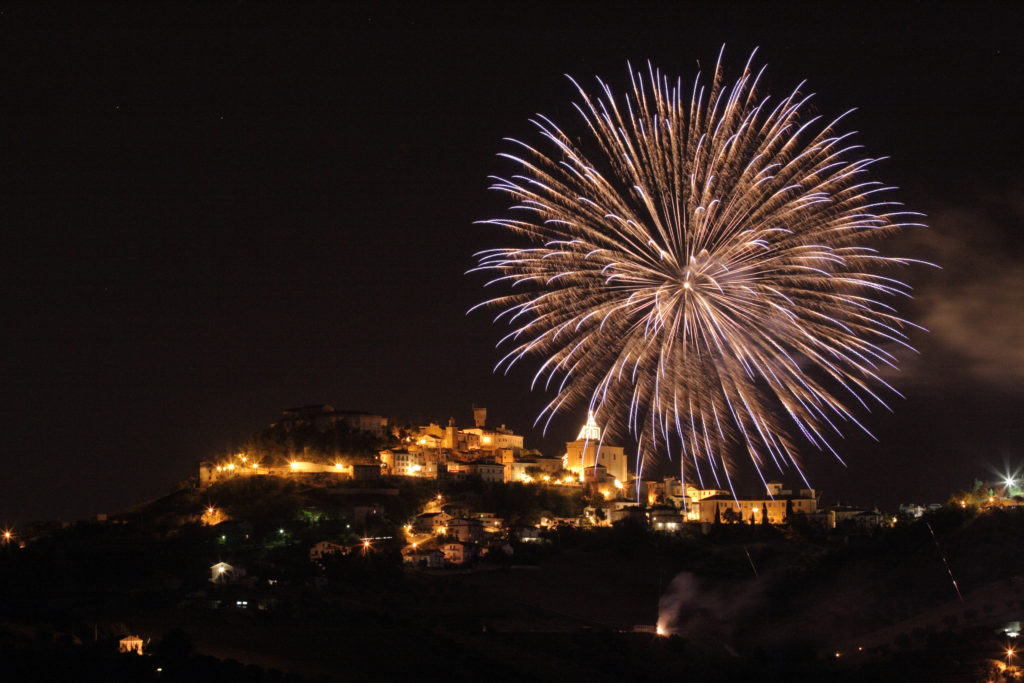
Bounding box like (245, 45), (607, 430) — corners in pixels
(441, 542), (476, 565)
(309, 541), (347, 565)
(210, 561), (240, 583)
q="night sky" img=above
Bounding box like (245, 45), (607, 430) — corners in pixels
(2, 2), (1022, 524)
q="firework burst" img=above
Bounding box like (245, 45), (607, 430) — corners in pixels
(471, 50), (928, 492)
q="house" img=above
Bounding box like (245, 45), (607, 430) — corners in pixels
(649, 505), (684, 532)
(474, 512), (503, 532)
(309, 541), (347, 566)
(413, 511), (452, 534)
(119, 635), (144, 655)
(447, 517), (485, 543)
(210, 561), (241, 583)
(467, 462), (505, 483)
(441, 542), (477, 565)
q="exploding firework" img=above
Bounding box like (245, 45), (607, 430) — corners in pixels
(471, 50), (927, 491)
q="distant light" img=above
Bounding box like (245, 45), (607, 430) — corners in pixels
(289, 461), (299, 470)
(279, 528), (285, 534)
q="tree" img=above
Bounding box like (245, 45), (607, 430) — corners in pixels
(785, 499), (794, 523)
(713, 505), (721, 525)
(722, 507), (741, 524)
(761, 505), (770, 525)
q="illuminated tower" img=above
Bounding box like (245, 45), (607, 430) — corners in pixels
(473, 405), (487, 429)
(564, 412), (628, 482)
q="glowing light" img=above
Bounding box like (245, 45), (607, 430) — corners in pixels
(482, 435), (492, 445)
(613, 479), (623, 489)
(472, 53), (928, 491)
(206, 507), (215, 515)
(363, 539), (371, 548)
(226, 463), (235, 471)
(656, 624), (666, 636)
(335, 462), (344, 469)
(2, 530), (12, 542)
(251, 463), (259, 469)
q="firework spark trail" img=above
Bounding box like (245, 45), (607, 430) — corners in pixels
(471, 50), (929, 491)
(926, 522), (963, 602)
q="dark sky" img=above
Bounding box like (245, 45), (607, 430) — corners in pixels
(2, 2), (1022, 523)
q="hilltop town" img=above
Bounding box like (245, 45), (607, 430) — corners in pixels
(192, 403), (1003, 568)
(4, 404), (1023, 682)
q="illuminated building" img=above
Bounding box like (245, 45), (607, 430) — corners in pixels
(691, 483), (819, 524)
(648, 505), (684, 531)
(447, 517), (485, 543)
(119, 636), (144, 655)
(440, 542), (477, 565)
(210, 561), (237, 583)
(563, 412), (629, 483)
